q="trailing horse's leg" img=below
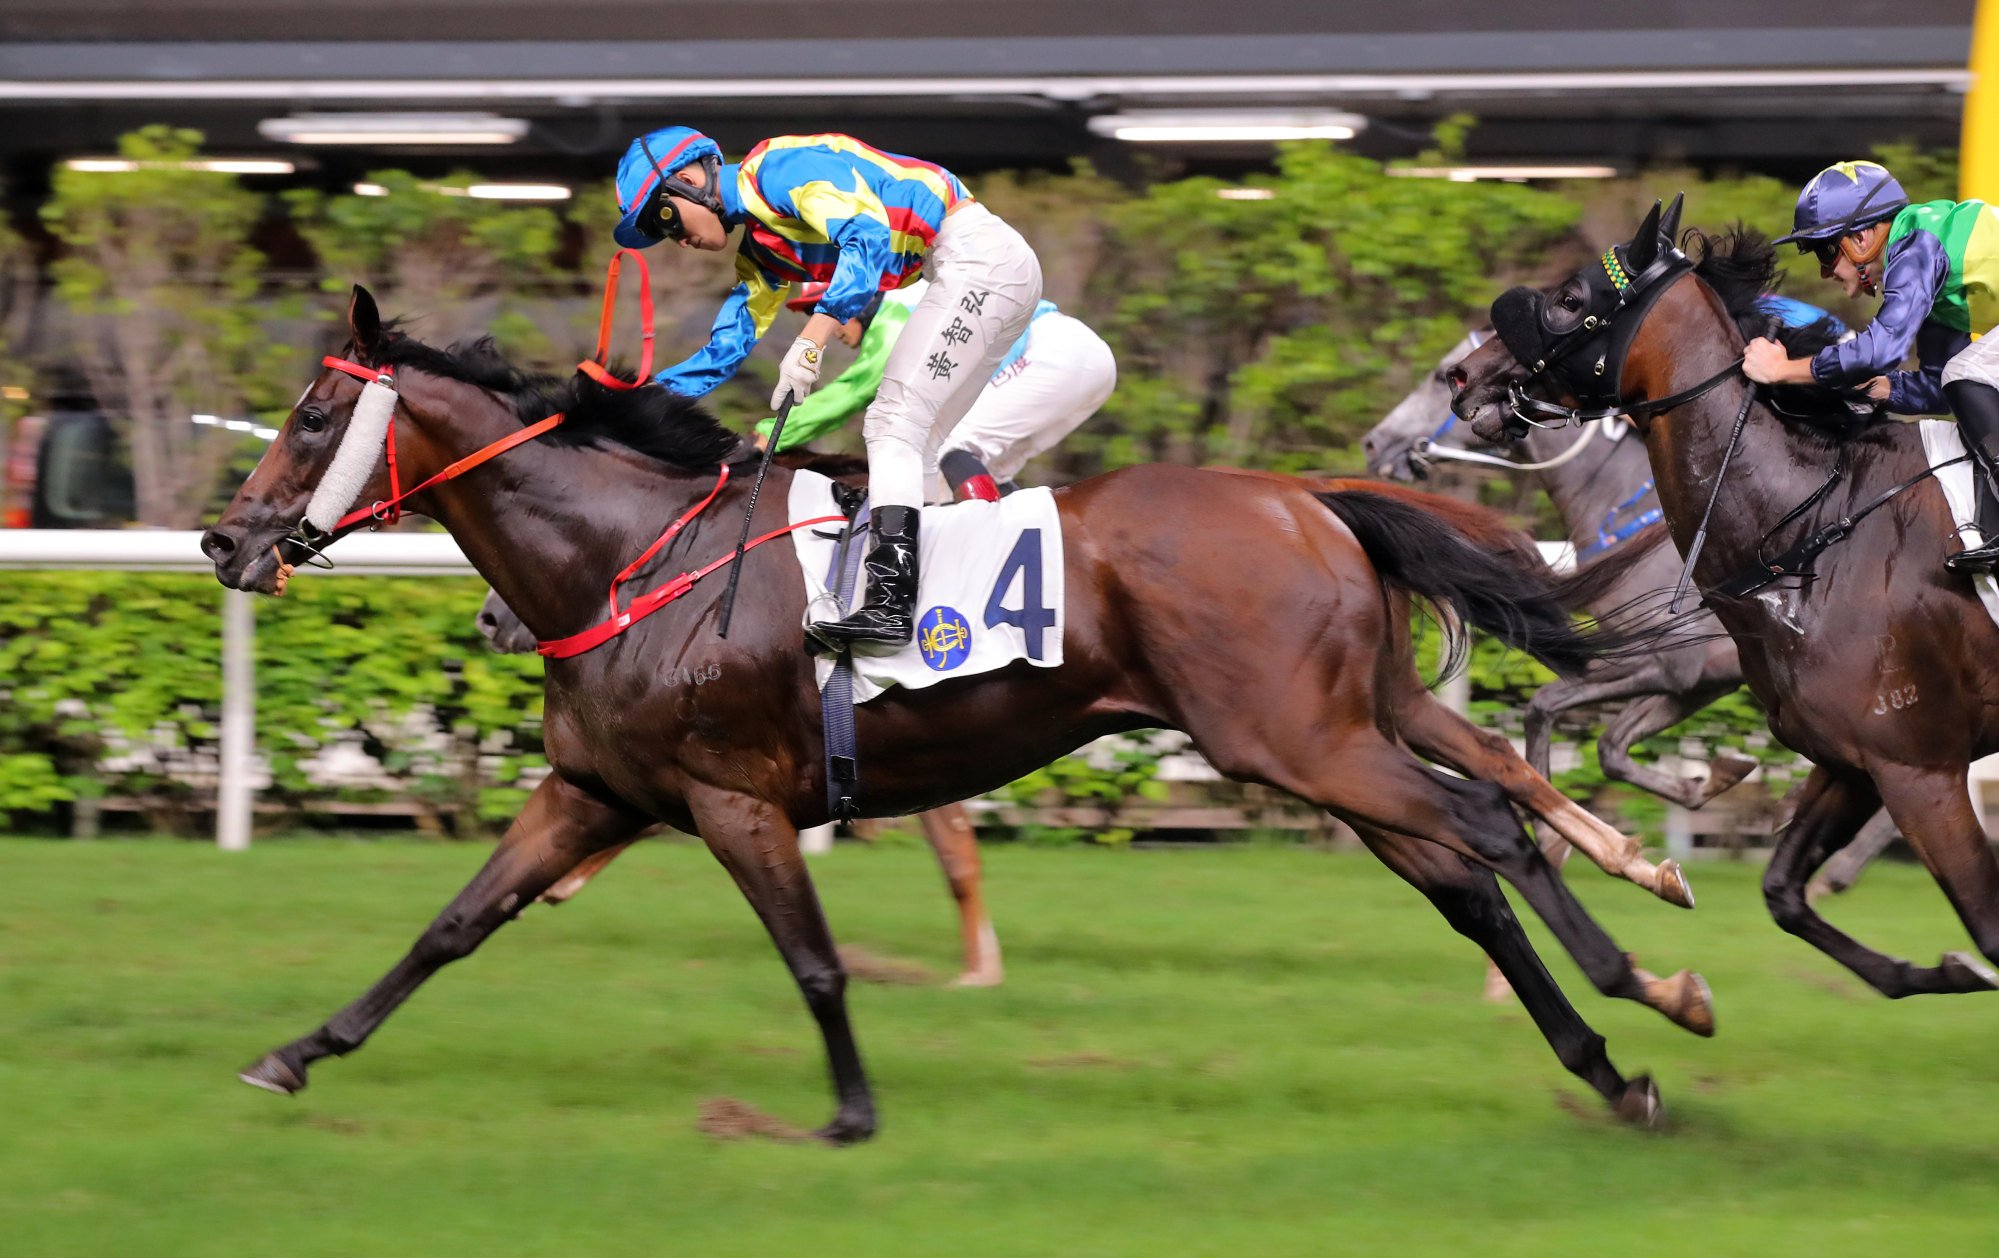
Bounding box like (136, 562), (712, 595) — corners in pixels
(1595, 689), (1758, 809)
(539, 838), (637, 904)
(917, 803), (1003, 987)
(239, 775), (648, 1095)
(1220, 728), (1713, 1035)
(1356, 823), (1661, 1125)
(1808, 809), (1899, 900)
(1868, 767), (1999, 989)
(1393, 684), (1692, 908)
(686, 784), (876, 1144)
(1762, 767), (1995, 996)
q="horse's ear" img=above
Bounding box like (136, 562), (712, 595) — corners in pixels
(1659, 191), (1684, 245)
(347, 285), (383, 355)
(1626, 201), (1663, 272)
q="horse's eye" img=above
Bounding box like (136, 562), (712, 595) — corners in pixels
(297, 408), (327, 434)
(1560, 292), (1584, 311)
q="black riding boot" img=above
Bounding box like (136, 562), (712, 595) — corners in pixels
(1945, 378), (1999, 575)
(808, 505), (921, 651)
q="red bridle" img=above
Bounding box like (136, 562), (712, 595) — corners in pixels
(300, 248), (840, 657)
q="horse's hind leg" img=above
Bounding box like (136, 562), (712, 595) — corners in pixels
(1808, 809), (1898, 900)
(1394, 683), (1692, 907)
(1762, 766), (1995, 996)
(1596, 689), (1757, 809)
(1230, 730), (1713, 1036)
(239, 775), (648, 1096)
(539, 838), (637, 904)
(917, 803), (1003, 986)
(686, 783), (876, 1144)
(1355, 824), (1661, 1126)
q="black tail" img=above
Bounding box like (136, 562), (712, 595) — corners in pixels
(1316, 486), (1646, 679)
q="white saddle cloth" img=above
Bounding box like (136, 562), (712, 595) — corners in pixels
(786, 470), (1066, 702)
(1919, 418), (1999, 624)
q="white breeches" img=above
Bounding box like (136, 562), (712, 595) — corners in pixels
(940, 312), (1117, 484)
(1942, 333), (1999, 390)
(861, 203), (1042, 509)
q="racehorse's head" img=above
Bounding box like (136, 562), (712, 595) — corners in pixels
(1362, 328), (1495, 481)
(1453, 197), (1684, 444)
(202, 287), (398, 594)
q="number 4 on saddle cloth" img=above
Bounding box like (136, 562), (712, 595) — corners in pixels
(785, 470), (1065, 702)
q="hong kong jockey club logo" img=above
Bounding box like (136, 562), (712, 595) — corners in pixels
(917, 605), (972, 671)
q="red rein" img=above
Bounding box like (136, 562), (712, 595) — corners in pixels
(321, 249), (841, 659)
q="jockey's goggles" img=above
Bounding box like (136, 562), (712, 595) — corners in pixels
(638, 187), (687, 243)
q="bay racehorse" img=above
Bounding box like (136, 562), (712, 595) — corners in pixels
(202, 286), (1709, 1140)
(475, 587), (1004, 986)
(1454, 204), (1999, 999)
(1368, 333), (1902, 989)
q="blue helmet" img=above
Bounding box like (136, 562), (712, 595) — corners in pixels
(1774, 161), (1909, 249)
(613, 126), (725, 249)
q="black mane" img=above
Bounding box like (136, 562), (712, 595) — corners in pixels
(1681, 225), (1843, 358)
(371, 332), (744, 469)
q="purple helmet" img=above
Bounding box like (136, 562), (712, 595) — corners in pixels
(1774, 161), (1909, 249)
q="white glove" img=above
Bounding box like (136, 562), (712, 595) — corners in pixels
(773, 336), (824, 410)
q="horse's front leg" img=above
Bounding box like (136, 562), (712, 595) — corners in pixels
(687, 782), (877, 1144)
(239, 774), (649, 1095)
(1761, 766), (1995, 996)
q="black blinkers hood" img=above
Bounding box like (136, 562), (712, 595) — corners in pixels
(1489, 234), (1695, 414)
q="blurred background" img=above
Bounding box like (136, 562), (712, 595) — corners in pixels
(0, 1), (1977, 845)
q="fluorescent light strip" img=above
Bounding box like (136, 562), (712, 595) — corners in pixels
(65, 157), (296, 174)
(288, 131), (519, 145)
(1115, 124), (1354, 142)
(259, 112), (528, 146)
(0, 66), (1968, 103)
(352, 181), (571, 201)
(1391, 164), (1619, 180)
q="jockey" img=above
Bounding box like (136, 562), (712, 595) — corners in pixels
(612, 127), (1044, 650)
(1742, 159), (1999, 573)
(753, 279), (1116, 502)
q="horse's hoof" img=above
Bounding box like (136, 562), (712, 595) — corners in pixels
(951, 969), (1004, 988)
(1655, 859), (1696, 910)
(814, 1110), (879, 1146)
(1613, 1075), (1664, 1129)
(1940, 951), (1999, 992)
(1698, 751), (1758, 801)
(1657, 970), (1716, 1037)
(238, 1050), (307, 1096)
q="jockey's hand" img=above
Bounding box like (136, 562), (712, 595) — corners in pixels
(773, 336), (824, 410)
(1742, 337), (1815, 386)
(1862, 375), (1893, 402)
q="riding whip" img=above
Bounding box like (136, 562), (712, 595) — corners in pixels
(717, 393), (795, 639)
(1668, 373), (1755, 614)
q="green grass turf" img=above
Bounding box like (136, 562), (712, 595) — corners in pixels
(4, 837), (1998, 1256)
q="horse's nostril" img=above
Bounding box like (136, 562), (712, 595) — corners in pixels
(1446, 367), (1468, 393)
(200, 528), (238, 561)
(476, 612), (498, 632)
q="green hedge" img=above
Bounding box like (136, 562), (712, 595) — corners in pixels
(0, 571), (1794, 837)
(0, 571), (542, 831)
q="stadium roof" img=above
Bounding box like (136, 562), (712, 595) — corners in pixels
(0, 1), (1973, 181)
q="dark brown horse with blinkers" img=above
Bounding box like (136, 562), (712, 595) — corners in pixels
(203, 286), (1712, 1139)
(1454, 201), (1999, 1000)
